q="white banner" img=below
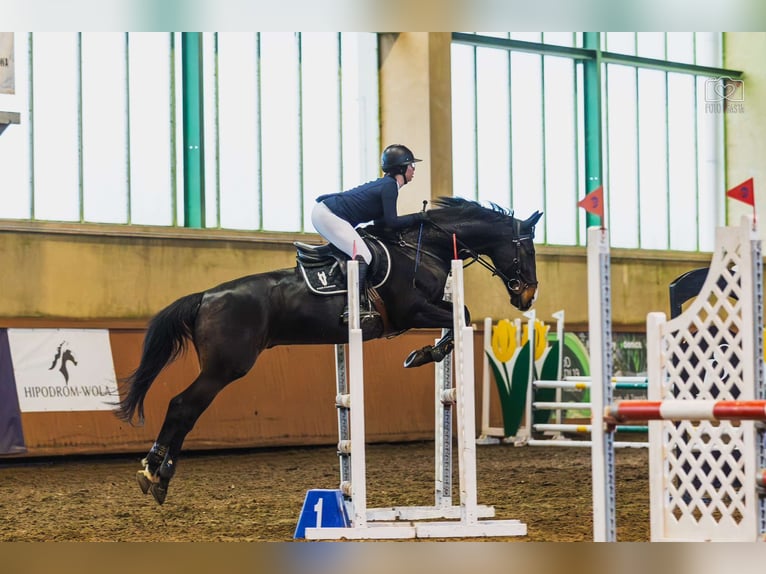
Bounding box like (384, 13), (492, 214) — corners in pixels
(8, 329), (119, 412)
(0, 33), (14, 95)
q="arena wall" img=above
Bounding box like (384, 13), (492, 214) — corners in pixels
(10, 328), (449, 456)
(0, 224), (710, 457)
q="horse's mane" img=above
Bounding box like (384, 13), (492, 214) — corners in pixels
(363, 196), (517, 240)
(429, 196), (514, 221)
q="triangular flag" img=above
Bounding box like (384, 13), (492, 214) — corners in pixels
(726, 177), (755, 207)
(578, 185), (605, 221)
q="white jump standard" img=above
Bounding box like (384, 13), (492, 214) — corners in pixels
(589, 217), (766, 542)
(303, 257), (526, 539)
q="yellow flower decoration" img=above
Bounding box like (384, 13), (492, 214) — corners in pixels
(521, 319), (550, 361)
(491, 319), (516, 362)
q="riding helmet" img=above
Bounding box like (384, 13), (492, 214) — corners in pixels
(381, 144), (422, 175)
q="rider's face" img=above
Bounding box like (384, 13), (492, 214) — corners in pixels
(405, 163), (415, 183)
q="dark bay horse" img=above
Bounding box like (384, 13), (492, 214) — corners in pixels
(115, 196), (542, 504)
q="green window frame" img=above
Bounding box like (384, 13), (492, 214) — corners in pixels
(450, 32), (743, 251)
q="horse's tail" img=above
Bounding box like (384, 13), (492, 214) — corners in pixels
(114, 292), (203, 425)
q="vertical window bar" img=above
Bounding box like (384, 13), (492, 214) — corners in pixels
(472, 45), (479, 201)
(181, 32), (205, 228)
(692, 72), (701, 250)
(77, 32), (84, 223)
(693, 32), (697, 66)
(125, 33), (132, 224)
(633, 36), (641, 247)
(506, 48), (513, 208)
(255, 33), (263, 230)
(27, 33), (35, 219)
(573, 29), (581, 239)
(337, 33), (344, 191)
(169, 32), (178, 227)
(665, 72), (673, 249)
(296, 33), (305, 232)
(582, 32), (603, 231)
(212, 32), (221, 228)
(576, 51), (585, 245)
(631, 34), (639, 246)
(602, 62), (611, 229)
(692, 33), (701, 250)
(540, 54), (547, 241)
(663, 36), (671, 248)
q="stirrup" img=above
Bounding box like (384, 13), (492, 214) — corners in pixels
(340, 305), (381, 325)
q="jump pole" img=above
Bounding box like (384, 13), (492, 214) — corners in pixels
(304, 257), (526, 539)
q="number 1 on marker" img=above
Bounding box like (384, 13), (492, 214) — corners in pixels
(313, 496), (324, 526)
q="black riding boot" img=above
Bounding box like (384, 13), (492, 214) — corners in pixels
(356, 258), (381, 321)
(341, 257), (381, 324)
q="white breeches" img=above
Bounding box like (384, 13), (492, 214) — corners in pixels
(311, 201), (373, 264)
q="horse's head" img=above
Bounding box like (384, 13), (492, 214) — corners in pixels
(500, 210), (542, 310)
(429, 197), (542, 311)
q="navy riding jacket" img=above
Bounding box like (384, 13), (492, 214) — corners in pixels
(317, 176), (420, 229)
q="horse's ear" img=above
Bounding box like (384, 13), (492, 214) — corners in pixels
(524, 210), (543, 228)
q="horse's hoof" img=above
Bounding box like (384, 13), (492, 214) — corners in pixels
(136, 471), (151, 495)
(404, 348), (431, 368)
(136, 469), (158, 495)
(149, 479), (169, 505)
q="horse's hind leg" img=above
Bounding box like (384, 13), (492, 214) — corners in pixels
(137, 359), (256, 504)
(137, 442), (171, 502)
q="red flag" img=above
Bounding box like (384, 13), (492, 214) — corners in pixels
(726, 177), (755, 207)
(578, 186), (605, 222)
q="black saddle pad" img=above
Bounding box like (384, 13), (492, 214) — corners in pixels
(295, 236), (391, 295)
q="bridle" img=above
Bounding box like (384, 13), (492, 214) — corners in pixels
(416, 218), (538, 296)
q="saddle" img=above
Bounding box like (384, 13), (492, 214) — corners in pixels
(294, 231), (391, 296)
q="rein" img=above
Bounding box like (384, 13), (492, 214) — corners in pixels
(412, 220), (425, 287)
(422, 218), (537, 295)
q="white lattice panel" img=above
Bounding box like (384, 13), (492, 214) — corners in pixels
(647, 216), (764, 541)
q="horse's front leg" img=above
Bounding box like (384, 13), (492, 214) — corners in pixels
(401, 300), (469, 368)
(404, 329), (454, 368)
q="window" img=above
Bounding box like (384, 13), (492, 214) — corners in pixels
(0, 33), (177, 224)
(0, 32), (380, 233)
(202, 32), (379, 232)
(451, 32), (739, 251)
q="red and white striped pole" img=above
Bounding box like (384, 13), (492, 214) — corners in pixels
(607, 400), (766, 422)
